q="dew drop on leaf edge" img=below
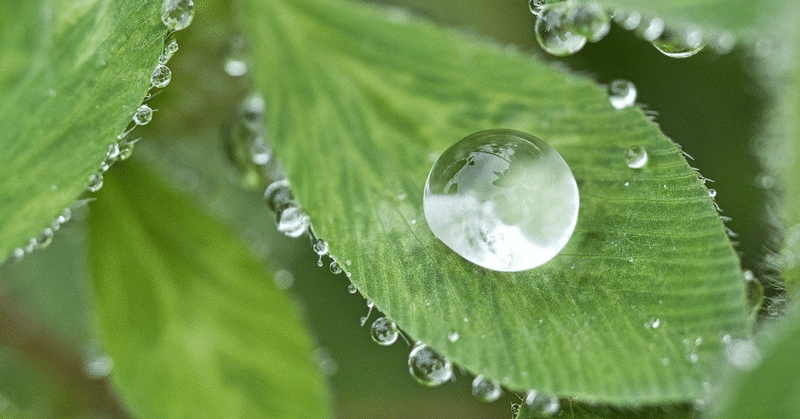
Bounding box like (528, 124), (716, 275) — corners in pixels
(471, 375), (503, 403)
(535, 2), (587, 56)
(607, 79), (636, 109)
(150, 64), (172, 88)
(407, 343), (453, 387)
(132, 105), (153, 126)
(370, 317), (399, 346)
(161, 0), (194, 31)
(524, 390), (560, 416)
(423, 129), (579, 272)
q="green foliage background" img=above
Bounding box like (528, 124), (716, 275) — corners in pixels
(1, 0), (799, 418)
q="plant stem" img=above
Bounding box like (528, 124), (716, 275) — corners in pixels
(0, 293), (132, 419)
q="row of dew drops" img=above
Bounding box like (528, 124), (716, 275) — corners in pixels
(3, 0), (194, 266)
(529, 0), (735, 58)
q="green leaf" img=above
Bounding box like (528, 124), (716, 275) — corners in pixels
(239, 0), (748, 405)
(0, 0), (166, 260)
(514, 402), (693, 419)
(87, 163), (332, 419)
(707, 304), (800, 419)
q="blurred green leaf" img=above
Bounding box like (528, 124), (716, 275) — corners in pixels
(0, 0), (166, 260)
(87, 163), (332, 419)
(515, 401), (693, 419)
(239, 0), (748, 405)
(707, 304), (800, 419)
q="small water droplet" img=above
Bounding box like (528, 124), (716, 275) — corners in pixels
(159, 40), (179, 64)
(250, 136), (271, 165)
(312, 239), (329, 256)
(471, 375), (503, 403)
(607, 79), (637, 109)
(624, 146), (648, 169)
(614, 11), (641, 31)
(708, 188), (717, 198)
(276, 205), (308, 238)
(447, 330), (460, 342)
(524, 390), (560, 416)
(161, 0), (194, 31)
(661, 357), (671, 365)
(273, 270), (294, 289)
(370, 317), (399, 346)
(568, 1), (610, 43)
(82, 352), (113, 379)
(635, 17), (664, 41)
(223, 36), (249, 77)
(407, 343), (453, 387)
(347, 284), (357, 294)
(132, 105), (153, 125)
(710, 32), (735, 55)
(535, 3), (587, 56)
(651, 27), (705, 59)
(150, 64), (172, 88)
(330, 261), (343, 275)
(423, 129), (579, 272)
(34, 228), (54, 249)
(686, 352), (699, 363)
(645, 317), (661, 329)
(87, 173), (104, 192)
(264, 179), (294, 212)
(725, 339), (761, 370)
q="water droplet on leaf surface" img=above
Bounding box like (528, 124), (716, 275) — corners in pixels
(624, 146), (648, 169)
(371, 317), (399, 346)
(159, 40), (179, 64)
(330, 261), (342, 275)
(607, 79), (636, 109)
(635, 17), (664, 41)
(535, 3), (587, 56)
(133, 105), (153, 125)
(313, 239), (329, 255)
(264, 179), (293, 212)
(408, 343), (453, 387)
(161, 0), (194, 31)
(150, 64), (172, 88)
(423, 129), (579, 272)
(447, 330), (459, 342)
(524, 390), (560, 415)
(472, 375), (503, 402)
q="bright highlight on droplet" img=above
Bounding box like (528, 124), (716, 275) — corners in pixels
(423, 129), (579, 272)
(524, 390), (560, 416)
(535, 3), (587, 56)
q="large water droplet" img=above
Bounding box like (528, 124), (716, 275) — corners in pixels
(607, 79), (637, 109)
(276, 205), (309, 238)
(471, 375), (503, 403)
(423, 129), (579, 272)
(330, 261), (343, 275)
(651, 27), (705, 59)
(161, 0), (194, 31)
(524, 390), (560, 415)
(535, 3), (587, 56)
(150, 64), (172, 88)
(408, 343), (453, 387)
(87, 173), (104, 192)
(624, 146), (648, 169)
(568, 1), (610, 42)
(370, 317), (399, 346)
(132, 105), (153, 126)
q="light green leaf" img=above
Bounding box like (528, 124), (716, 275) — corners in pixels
(707, 304), (800, 419)
(514, 402), (693, 419)
(239, 0), (748, 405)
(87, 163), (332, 419)
(0, 0), (166, 260)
